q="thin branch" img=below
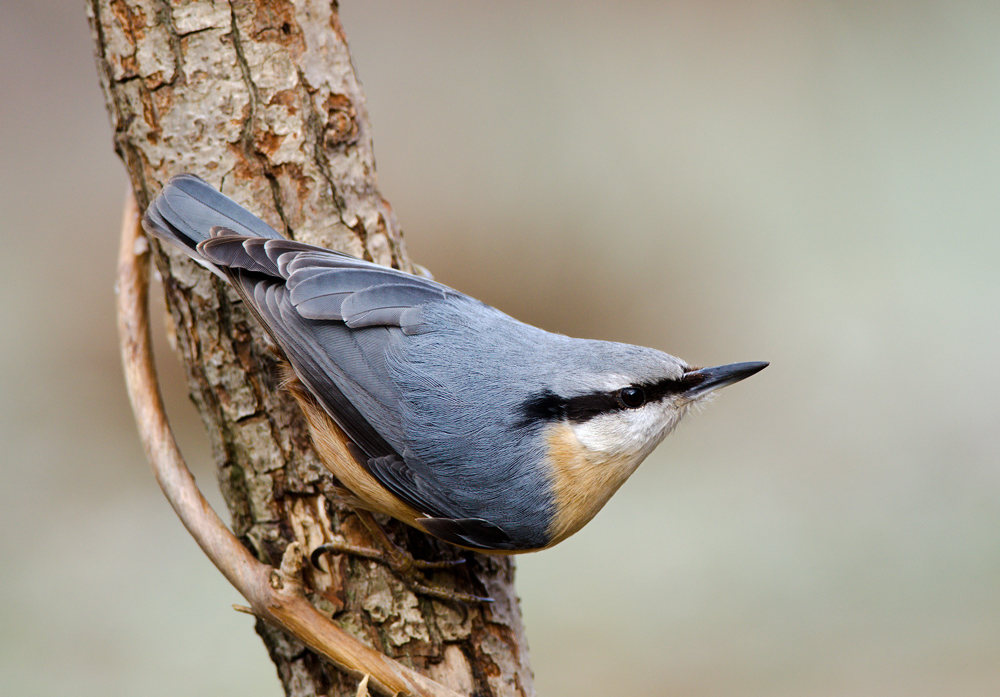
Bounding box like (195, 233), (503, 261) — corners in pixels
(116, 188), (465, 697)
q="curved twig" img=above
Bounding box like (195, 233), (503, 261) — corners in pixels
(116, 188), (464, 697)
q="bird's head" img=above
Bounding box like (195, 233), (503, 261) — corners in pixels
(532, 348), (768, 545)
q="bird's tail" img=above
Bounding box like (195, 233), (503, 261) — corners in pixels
(142, 174), (284, 267)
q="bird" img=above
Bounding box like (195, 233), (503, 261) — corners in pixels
(143, 173), (767, 556)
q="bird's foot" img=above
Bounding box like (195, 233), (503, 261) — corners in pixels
(310, 512), (493, 605)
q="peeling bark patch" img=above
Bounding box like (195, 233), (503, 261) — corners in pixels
(171, 1), (229, 35)
(335, 610), (380, 651)
(323, 93), (359, 148)
(108, 0), (146, 78)
(248, 0), (304, 53)
(233, 416), (284, 473)
(138, 84), (161, 142)
(110, 0), (145, 39)
(362, 587), (431, 647)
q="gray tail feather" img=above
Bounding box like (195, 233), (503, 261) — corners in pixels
(142, 174), (284, 260)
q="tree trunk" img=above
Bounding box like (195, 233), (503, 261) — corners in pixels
(89, 2), (534, 695)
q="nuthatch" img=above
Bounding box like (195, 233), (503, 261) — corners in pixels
(143, 174), (767, 553)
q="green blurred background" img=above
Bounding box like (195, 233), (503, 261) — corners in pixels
(2, 1), (999, 695)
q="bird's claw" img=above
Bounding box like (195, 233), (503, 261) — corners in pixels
(310, 535), (492, 605)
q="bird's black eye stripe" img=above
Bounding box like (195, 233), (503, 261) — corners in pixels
(518, 390), (567, 426)
(565, 393), (621, 422)
(520, 375), (694, 426)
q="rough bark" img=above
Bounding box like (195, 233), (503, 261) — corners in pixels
(89, 2), (533, 695)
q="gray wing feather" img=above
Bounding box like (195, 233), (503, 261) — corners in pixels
(341, 284), (448, 328)
(288, 269), (401, 320)
(284, 251), (385, 275)
(143, 174), (283, 273)
(417, 517), (515, 550)
(263, 239), (307, 269)
(161, 174), (284, 241)
(287, 266), (449, 323)
(199, 234), (279, 275)
(360, 449), (453, 518)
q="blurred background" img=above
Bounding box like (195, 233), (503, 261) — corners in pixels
(2, 1), (999, 695)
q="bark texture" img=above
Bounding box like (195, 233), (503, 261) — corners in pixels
(89, 2), (533, 695)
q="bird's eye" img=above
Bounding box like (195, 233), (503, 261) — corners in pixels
(618, 386), (646, 409)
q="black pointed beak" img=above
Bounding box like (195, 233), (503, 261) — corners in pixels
(682, 361), (768, 399)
